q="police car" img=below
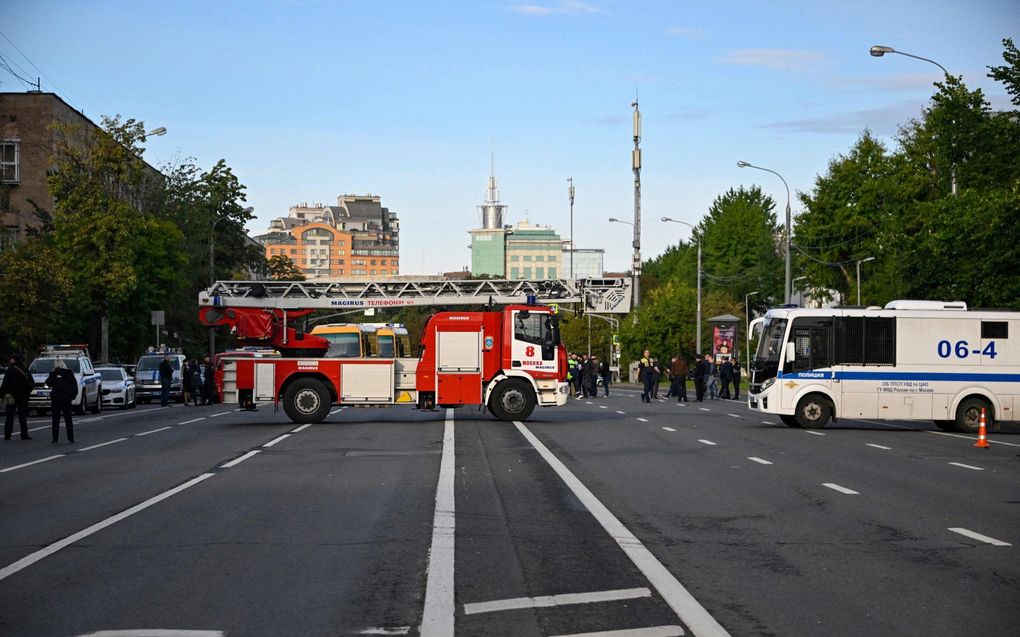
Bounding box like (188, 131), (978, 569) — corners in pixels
(134, 349), (186, 403)
(27, 344), (103, 415)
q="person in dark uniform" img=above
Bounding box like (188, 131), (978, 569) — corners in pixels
(693, 354), (707, 402)
(158, 355), (174, 407)
(203, 356), (217, 405)
(586, 356), (600, 398)
(720, 357), (733, 399)
(638, 350), (653, 403)
(671, 355), (689, 402)
(46, 359), (77, 444)
(650, 359), (662, 399)
(732, 358), (742, 400)
(599, 358), (611, 397)
(2, 354), (32, 440)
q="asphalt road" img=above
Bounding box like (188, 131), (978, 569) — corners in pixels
(1, 388), (1018, 637)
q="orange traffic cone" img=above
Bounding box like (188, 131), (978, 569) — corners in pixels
(974, 407), (990, 449)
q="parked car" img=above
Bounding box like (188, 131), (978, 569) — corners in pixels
(97, 366), (137, 409)
(28, 345), (102, 415)
(134, 351), (185, 403)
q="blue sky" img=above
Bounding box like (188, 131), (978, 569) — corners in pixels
(2, 0), (1017, 274)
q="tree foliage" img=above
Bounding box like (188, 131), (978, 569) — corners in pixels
(268, 254), (306, 281)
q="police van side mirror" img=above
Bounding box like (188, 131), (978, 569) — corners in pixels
(785, 342), (796, 365)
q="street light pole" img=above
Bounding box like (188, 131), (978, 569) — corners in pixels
(744, 290), (759, 364)
(208, 215), (231, 356)
(869, 45), (956, 195)
(856, 256), (875, 306)
(631, 100), (642, 308)
(737, 161), (792, 303)
(661, 217), (702, 355)
(568, 177), (575, 280)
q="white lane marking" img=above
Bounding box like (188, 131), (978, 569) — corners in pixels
(77, 627), (225, 631)
(697, 439), (717, 446)
(0, 473), (215, 582)
(822, 483), (860, 495)
(948, 527), (1012, 547)
(948, 462), (984, 471)
(178, 418), (206, 425)
(208, 411), (232, 418)
(291, 423), (312, 433)
(420, 409), (456, 637)
(856, 418), (915, 430)
(220, 450), (261, 468)
(662, 427), (677, 432)
(762, 421), (776, 425)
(135, 426), (172, 437)
(262, 434), (291, 448)
(616, 411), (626, 415)
(356, 628), (411, 636)
(929, 431), (1020, 448)
(727, 414), (741, 419)
(586, 401), (593, 405)
(551, 627), (685, 637)
(464, 587), (652, 615)
(698, 408), (710, 412)
(77, 438), (128, 452)
(637, 418), (649, 423)
(866, 443), (891, 450)
(748, 457), (773, 465)
(515, 421), (730, 637)
(805, 431), (826, 436)
(0, 454), (65, 473)
(599, 405), (608, 409)
(330, 408), (344, 415)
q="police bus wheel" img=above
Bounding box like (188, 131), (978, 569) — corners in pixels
(489, 379), (536, 422)
(933, 420), (954, 431)
(954, 398), (991, 434)
(793, 394), (831, 429)
(283, 378), (332, 424)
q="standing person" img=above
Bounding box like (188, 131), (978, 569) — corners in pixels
(586, 356), (600, 398)
(182, 357), (193, 406)
(638, 350), (653, 403)
(188, 360), (203, 406)
(732, 358), (742, 401)
(650, 358), (662, 399)
(705, 354), (718, 400)
(203, 356), (217, 405)
(2, 354), (32, 440)
(158, 354), (174, 407)
(671, 355), (689, 402)
(46, 359), (76, 444)
(599, 357), (611, 397)
(720, 357), (733, 400)
(665, 356), (679, 398)
(693, 354), (706, 402)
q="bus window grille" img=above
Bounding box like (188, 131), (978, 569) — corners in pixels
(864, 317), (896, 366)
(981, 321), (1008, 339)
(836, 317), (864, 365)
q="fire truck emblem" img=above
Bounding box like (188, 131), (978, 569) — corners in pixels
(484, 336), (494, 349)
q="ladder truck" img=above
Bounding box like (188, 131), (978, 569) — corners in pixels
(198, 278), (632, 424)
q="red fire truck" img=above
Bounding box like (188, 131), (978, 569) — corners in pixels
(198, 278), (631, 424)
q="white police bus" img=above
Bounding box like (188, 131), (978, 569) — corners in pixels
(747, 301), (1018, 432)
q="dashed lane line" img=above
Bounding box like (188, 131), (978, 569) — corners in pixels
(0, 454), (65, 473)
(514, 421), (731, 637)
(762, 421), (776, 425)
(805, 431), (826, 436)
(866, 443), (891, 450)
(697, 439), (717, 446)
(662, 427), (677, 432)
(420, 409), (456, 637)
(135, 426), (172, 437)
(727, 414), (741, 419)
(637, 418), (649, 423)
(178, 418), (206, 425)
(550, 627), (685, 637)
(208, 411), (232, 418)
(599, 405), (608, 409)
(822, 483), (860, 495)
(748, 457), (773, 465)
(929, 430), (1020, 448)
(220, 450), (262, 468)
(616, 411), (626, 415)
(948, 462), (984, 471)
(262, 434), (291, 448)
(698, 408), (710, 412)
(77, 438), (128, 452)
(291, 423), (313, 433)
(463, 587), (652, 615)
(948, 527), (1012, 547)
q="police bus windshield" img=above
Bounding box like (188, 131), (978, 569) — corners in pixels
(137, 356), (181, 371)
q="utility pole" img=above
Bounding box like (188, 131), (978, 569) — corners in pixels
(631, 99), (642, 308)
(568, 177), (575, 280)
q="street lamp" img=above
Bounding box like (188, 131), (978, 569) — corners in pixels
(744, 290), (759, 365)
(568, 177), (575, 280)
(661, 217), (703, 356)
(856, 256), (875, 306)
(145, 126), (167, 138)
(869, 44), (956, 195)
(737, 160), (792, 304)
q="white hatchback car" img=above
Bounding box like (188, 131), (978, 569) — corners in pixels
(97, 366), (137, 409)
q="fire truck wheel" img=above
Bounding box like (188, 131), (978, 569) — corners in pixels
(793, 394), (831, 429)
(954, 397), (991, 434)
(283, 378), (332, 424)
(489, 379), (536, 422)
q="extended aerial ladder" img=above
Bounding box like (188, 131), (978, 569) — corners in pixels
(198, 278), (632, 357)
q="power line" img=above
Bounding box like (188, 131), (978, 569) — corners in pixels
(0, 30), (80, 110)
(0, 53), (34, 90)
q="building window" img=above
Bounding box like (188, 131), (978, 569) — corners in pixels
(535, 267), (544, 279)
(523, 255), (532, 262)
(370, 269), (376, 275)
(510, 255), (520, 262)
(380, 259), (387, 265)
(523, 268), (532, 278)
(511, 267), (520, 278)
(290, 248), (297, 255)
(547, 268), (556, 279)
(535, 255), (544, 262)
(0, 141), (19, 184)
(0, 227), (18, 252)
(370, 259), (377, 265)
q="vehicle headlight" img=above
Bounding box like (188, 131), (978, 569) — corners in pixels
(760, 377), (776, 391)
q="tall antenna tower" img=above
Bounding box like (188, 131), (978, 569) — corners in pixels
(479, 152), (506, 229)
(631, 97), (642, 308)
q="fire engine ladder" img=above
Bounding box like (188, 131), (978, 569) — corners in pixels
(200, 278), (632, 314)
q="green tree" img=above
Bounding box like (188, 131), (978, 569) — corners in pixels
(988, 37), (1020, 107)
(268, 254), (306, 281)
(0, 240), (71, 354)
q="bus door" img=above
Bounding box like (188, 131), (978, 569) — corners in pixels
(783, 318), (835, 412)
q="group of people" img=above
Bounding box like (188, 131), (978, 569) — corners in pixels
(180, 356), (216, 407)
(637, 349), (743, 403)
(1, 354), (78, 444)
(567, 353), (612, 398)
